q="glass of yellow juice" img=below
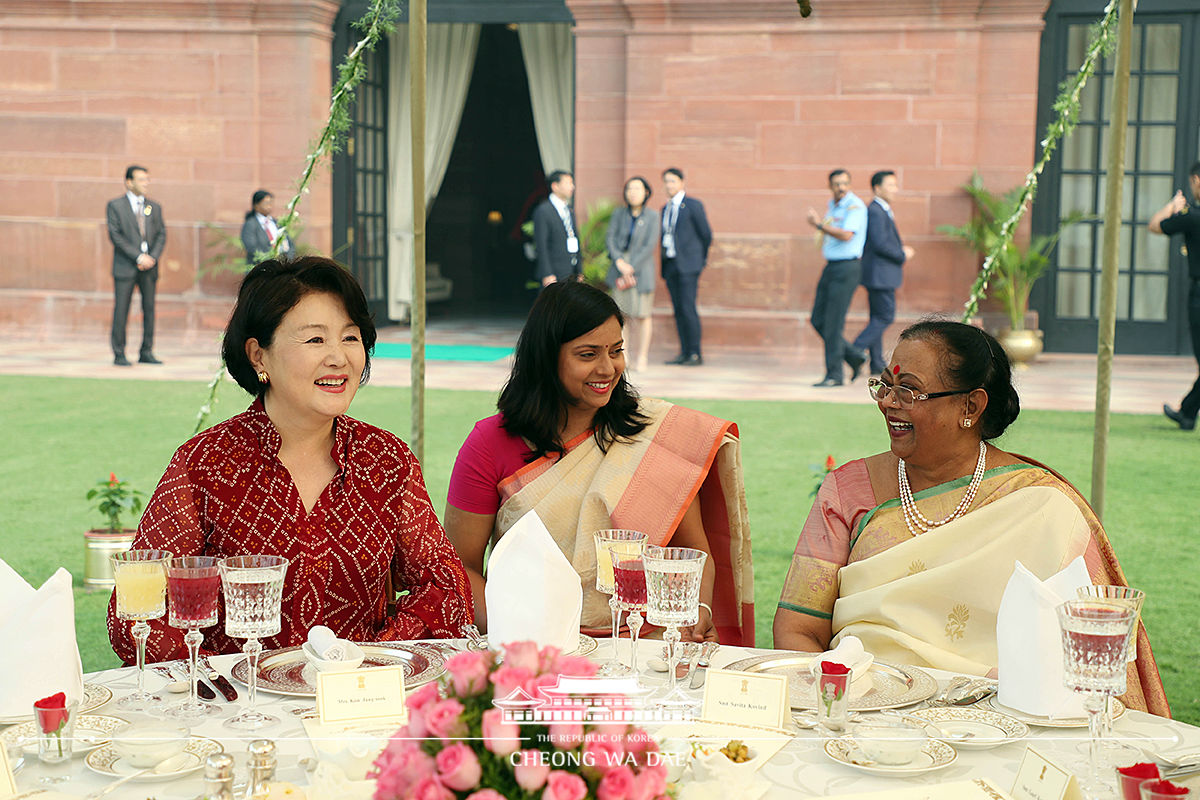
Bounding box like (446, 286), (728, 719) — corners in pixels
(111, 549), (172, 711)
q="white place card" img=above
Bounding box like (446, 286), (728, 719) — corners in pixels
(701, 668), (789, 729)
(1011, 746), (1084, 800)
(316, 665), (408, 726)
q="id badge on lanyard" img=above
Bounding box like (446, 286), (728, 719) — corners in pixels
(566, 236), (579, 254)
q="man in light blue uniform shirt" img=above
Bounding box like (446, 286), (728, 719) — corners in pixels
(806, 169), (868, 386)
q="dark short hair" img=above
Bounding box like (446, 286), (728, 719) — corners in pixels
(547, 170), (573, 192)
(828, 169), (850, 183)
(662, 167), (684, 181)
(125, 165), (147, 182)
(871, 170), (895, 190)
(898, 318), (1020, 440)
(247, 190), (274, 221)
(1189, 162), (1200, 180)
(624, 176), (652, 206)
(221, 256), (377, 396)
(498, 281), (647, 459)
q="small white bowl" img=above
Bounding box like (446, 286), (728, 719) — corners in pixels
(853, 718), (928, 765)
(302, 640), (365, 673)
(689, 742), (762, 781)
(111, 722), (190, 768)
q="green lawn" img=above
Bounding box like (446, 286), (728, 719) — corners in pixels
(2, 375), (1196, 722)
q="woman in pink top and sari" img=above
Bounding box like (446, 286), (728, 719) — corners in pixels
(445, 281), (754, 646)
(772, 320), (1168, 715)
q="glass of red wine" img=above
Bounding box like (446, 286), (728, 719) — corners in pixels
(164, 556), (222, 720)
(609, 542), (649, 676)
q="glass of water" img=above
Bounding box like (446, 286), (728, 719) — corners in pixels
(1056, 599), (1137, 797)
(219, 555), (288, 731)
(1076, 585), (1145, 759)
(643, 545), (707, 695)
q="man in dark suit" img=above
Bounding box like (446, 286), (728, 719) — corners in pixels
(853, 170), (914, 375)
(660, 167), (712, 366)
(106, 165), (166, 366)
(240, 189), (292, 264)
(532, 170), (581, 287)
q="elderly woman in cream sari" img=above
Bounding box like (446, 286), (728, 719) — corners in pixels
(773, 320), (1169, 715)
(445, 282), (754, 646)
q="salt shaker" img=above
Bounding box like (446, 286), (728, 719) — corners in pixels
(246, 739), (278, 799)
(200, 752), (236, 800)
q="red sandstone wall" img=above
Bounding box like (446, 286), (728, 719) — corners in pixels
(569, 0), (1051, 349)
(0, 0), (338, 337)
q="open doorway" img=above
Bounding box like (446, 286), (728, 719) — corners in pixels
(426, 25), (546, 320)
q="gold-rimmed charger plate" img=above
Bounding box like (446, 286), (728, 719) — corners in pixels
(824, 735), (957, 776)
(905, 706), (1029, 749)
(0, 713), (126, 755)
(85, 736), (222, 781)
(231, 642), (445, 698)
(0, 684), (113, 725)
(723, 653), (937, 711)
(467, 634), (599, 658)
(982, 696), (1126, 728)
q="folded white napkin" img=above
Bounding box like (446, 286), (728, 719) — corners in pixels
(0, 559), (85, 718)
(996, 557), (1089, 718)
(485, 509), (582, 653)
(813, 635), (875, 700)
(308, 625), (348, 661)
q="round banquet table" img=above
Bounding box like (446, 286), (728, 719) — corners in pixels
(6, 642), (1199, 799)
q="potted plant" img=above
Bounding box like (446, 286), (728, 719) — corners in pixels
(940, 173), (1084, 364)
(83, 472), (146, 590)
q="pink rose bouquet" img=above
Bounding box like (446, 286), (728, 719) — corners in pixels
(372, 642), (672, 800)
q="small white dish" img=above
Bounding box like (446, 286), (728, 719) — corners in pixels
(689, 742), (764, 780)
(302, 640), (365, 673)
(86, 736), (222, 781)
(906, 706), (1029, 750)
(824, 735), (957, 776)
(853, 718), (929, 765)
(110, 722), (190, 768)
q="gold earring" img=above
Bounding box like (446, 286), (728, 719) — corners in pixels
(257, 371), (270, 385)
(962, 418), (972, 428)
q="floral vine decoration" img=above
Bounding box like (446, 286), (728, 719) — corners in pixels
(810, 455), (836, 499)
(371, 641), (671, 800)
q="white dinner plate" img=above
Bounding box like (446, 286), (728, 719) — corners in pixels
(823, 735), (957, 776)
(905, 706), (1030, 750)
(85, 736), (222, 781)
(0, 713), (126, 755)
(982, 696), (1126, 728)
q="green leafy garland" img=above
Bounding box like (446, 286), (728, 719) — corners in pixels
(961, 0), (1119, 322)
(194, 0), (400, 433)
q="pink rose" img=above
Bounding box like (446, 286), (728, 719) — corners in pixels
(548, 719), (585, 749)
(551, 654), (599, 678)
(481, 708), (522, 756)
(513, 749), (551, 791)
(407, 681), (442, 711)
(622, 728), (656, 765)
(503, 641), (542, 673)
(424, 698), (467, 741)
(629, 762), (667, 800)
(583, 730), (626, 774)
(523, 671), (560, 701)
(411, 774), (454, 800)
(543, 770), (588, 800)
(490, 665), (535, 700)
(444, 650), (493, 698)
(465, 792), (507, 800)
(372, 738), (435, 799)
(435, 742), (482, 792)
(597, 764), (635, 800)
(537, 645), (562, 673)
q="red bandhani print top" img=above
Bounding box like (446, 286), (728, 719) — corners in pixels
(107, 400), (472, 664)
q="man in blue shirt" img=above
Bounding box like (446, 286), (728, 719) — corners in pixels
(806, 169), (868, 386)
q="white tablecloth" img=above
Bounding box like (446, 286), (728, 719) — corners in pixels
(7, 642), (1199, 799)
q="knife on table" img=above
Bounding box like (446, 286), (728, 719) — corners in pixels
(172, 663), (217, 701)
(199, 656), (239, 702)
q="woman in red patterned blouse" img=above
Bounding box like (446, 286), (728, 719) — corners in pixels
(107, 256), (472, 663)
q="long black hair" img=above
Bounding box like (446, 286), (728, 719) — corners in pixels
(244, 189), (272, 221)
(498, 282), (648, 459)
(898, 318), (1020, 440)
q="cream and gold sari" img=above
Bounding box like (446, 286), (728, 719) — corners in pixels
(493, 398), (755, 646)
(779, 459), (1169, 716)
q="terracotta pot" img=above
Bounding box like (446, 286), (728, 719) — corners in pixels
(83, 528), (136, 590)
(997, 327), (1043, 367)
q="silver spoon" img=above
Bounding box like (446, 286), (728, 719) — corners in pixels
(84, 752), (192, 800)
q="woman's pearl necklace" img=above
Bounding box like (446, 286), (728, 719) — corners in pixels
(898, 440), (987, 536)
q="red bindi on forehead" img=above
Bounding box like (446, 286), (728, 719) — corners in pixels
(893, 365), (900, 375)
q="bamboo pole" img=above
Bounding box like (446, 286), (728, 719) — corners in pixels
(1090, 0), (1136, 518)
(409, 0), (427, 464)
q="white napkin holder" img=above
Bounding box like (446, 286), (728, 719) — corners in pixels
(996, 557), (1090, 718)
(485, 509), (582, 653)
(307, 625), (348, 661)
(0, 560), (85, 718)
(812, 635), (875, 700)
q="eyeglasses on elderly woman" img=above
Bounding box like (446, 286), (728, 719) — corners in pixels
(866, 377), (975, 409)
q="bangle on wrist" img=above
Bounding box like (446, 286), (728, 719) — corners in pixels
(698, 601), (713, 619)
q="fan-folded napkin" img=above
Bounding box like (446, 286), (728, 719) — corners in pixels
(0, 559), (85, 718)
(811, 635), (876, 700)
(996, 557), (1089, 718)
(485, 510), (582, 653)
(308, 625), (348, 661)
